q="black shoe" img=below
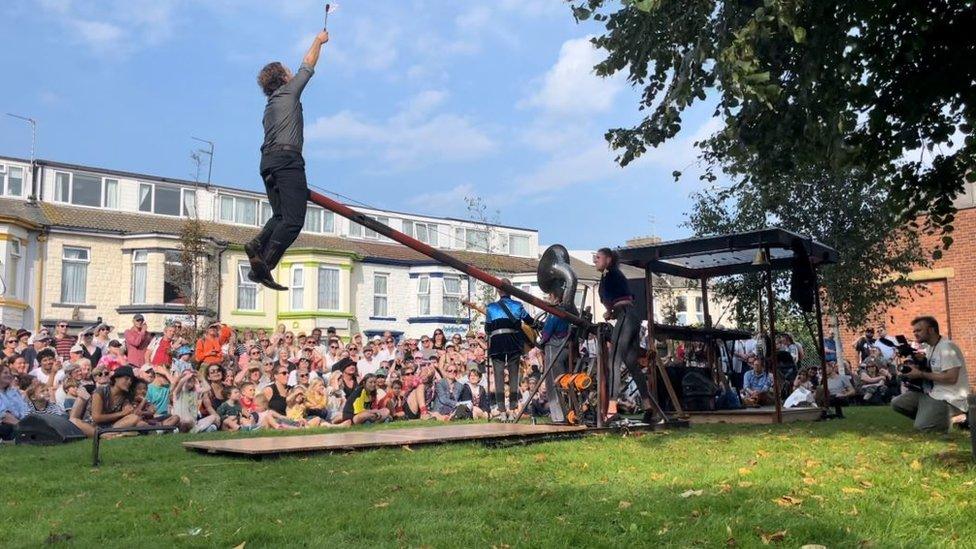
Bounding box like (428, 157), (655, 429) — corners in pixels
(244, 241), (271, 280)
(258, 274), (288, 291)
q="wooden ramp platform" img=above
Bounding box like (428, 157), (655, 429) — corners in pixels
(685, 406), (822, 425)
(183, 423), (588, 457)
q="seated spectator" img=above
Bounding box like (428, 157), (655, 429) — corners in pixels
(145, 366), (174, 419)
(132, 378), (180, 429)
(0, 364), (29, 440)
(520, 376), (549, 418)
(334, 374), (390, 426)
(240, 382), (259, 415)
(60, 378), (81, 412)
(171, 370), (219, 433)
(218, 387), (245, 431)
(75, 366), (147, 437)
(859, 360), (891, 404)
(285, 386), (322, 427)
(817, 362), (856, 418)
(171, 345), (194, 376)
(305, 378), (332, 423)
(26, 382), (66, 416)
(433, 363), (465, 419)
(253, 393), (301, 430)
(377, 379), (408, 420)
(740, 355), (774, 407)
(30, 348), (64, 388)
(459, 369), (490, 420)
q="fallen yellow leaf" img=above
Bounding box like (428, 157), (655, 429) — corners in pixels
(717, 483), (732, 494)
(373, 501), (390, 508)
(803, 477), (817, 485)
(774, 495), (803, 507)
(910, 460), (922, 471)
(650, 472), (665, 481)
(842, 487), (864, 495)
(232, 543), (246, 549)
(618, 500), (632, 509)
(759, 529), (787, 545)
(738, 467), (753, 475)
(738, 481), (754, 488)
(680, 489), (704, 498)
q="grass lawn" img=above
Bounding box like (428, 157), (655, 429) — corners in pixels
(1, 407), (974, 548)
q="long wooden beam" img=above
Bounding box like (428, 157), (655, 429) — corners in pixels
(308, 190), (592, 330)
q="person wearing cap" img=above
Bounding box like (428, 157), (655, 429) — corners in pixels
(15, 329), (30, 354)
(77, 329), (103, 368)
(68, 344), (85, 365)
(52, 320), (77, 362)
(195, 323), (224, 367)
(171, 345), (194, 376)
(124, 314), (152, 367)
(81, 366), (146, 436)
(22, 334), (51, 370)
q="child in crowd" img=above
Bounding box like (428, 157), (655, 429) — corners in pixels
(217, 387), (244, 431)
(239, 382), (258, 415)
(172, 369), (219, 433)
(133, 379), (180, 428)
(145, 367), (172, 418)
(61, 378), (80, 412)
(171, 346), (194, 376)
(305, 378), (332, 423)
(285, 386), (322, 427)
(253, 393), (300, 430)
(460, 369), (490, 420)
(26, 382), (66, 416)
(377, 379), (407, 420)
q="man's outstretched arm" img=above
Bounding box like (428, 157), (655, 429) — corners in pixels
(303, 30), (330, 69)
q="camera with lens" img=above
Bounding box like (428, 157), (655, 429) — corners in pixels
(893, 335), (930, 392)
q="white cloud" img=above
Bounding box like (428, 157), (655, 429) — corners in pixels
(521, 36), (624, 115)
(35, 0), (178, 56)
(409, 183), (476, 211)
(306, 90), (496, 170)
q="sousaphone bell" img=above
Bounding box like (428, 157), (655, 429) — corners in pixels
(537, 244), (578, 309)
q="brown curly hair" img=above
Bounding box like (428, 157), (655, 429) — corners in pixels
(257, 62), (289, 97)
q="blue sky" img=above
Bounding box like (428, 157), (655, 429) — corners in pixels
(0, 0), (720, 249)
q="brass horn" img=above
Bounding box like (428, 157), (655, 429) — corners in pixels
(537, 244), (578, 309)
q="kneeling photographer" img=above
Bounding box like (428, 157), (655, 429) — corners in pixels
(891, 316), (969, 432)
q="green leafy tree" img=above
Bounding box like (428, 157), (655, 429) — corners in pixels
(571, 0), (975, 242)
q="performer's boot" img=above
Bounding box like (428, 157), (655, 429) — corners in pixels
(255, 240), (288, 291)
(244, 240), (272, 282)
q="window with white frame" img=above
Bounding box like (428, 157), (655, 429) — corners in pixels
(317, 266), (340, 310)
(1, 165), (25, 197)
(417, 275), (430, 315)
(163, 250), (186, 304)
(509, 234), (530, 257)
(237, 261), (259, 310)
(468, 229), (488, 252)
(373, 273), (388, 317)
(323, 211), (335, 233)
(218, 195), (259, 225)
(442, 276), (461, 316)
(6, 240), (21, 297)
(496, 233), (510, 254)
(131, 250), (148, 304)
(453, 227), (465, 249)
(676, 296), (688, 325)
(304, 206), (322, 233)
(182, 189), (196, 217)
(348, 218), (363, 238)
(290, 266), (304, 310)
(260, 201), (273, 225)
(695, 296), (705, 324)
(403, 221), (439, 246)
(140, 184), (191, 216)
(103, 178), (118, 209)
(54, 171), (114, 208)
(61, 247), (89, 304)
(364, 216), (390, 239)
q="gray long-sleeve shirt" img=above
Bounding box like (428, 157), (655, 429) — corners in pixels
(261, 63), (314, 153)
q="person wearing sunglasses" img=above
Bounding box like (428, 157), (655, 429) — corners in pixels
(433, 364), (465, 419)
(1, 337), (17, 360)
(52, 321), (77, 363)
(195, 322), (224, 367)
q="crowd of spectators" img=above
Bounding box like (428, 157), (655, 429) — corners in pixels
(0, 314), (575, 441)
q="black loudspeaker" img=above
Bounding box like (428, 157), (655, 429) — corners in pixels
(13, 413), (86, 445)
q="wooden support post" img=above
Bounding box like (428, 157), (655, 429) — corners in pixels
(813, 267), (831, 413)
(764, 256), (783, 424)
(645, 267), (658, 401)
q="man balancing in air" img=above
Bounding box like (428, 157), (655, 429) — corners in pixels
(245, 29), (330, 290)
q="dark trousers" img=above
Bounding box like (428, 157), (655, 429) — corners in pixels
(608, 304), (649, 401)
(254, 151), (309, 269)
(491, 353), (521, 411)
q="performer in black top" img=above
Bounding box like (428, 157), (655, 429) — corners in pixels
(594, 247), (654, 423)
(246, 29), (330, 290)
